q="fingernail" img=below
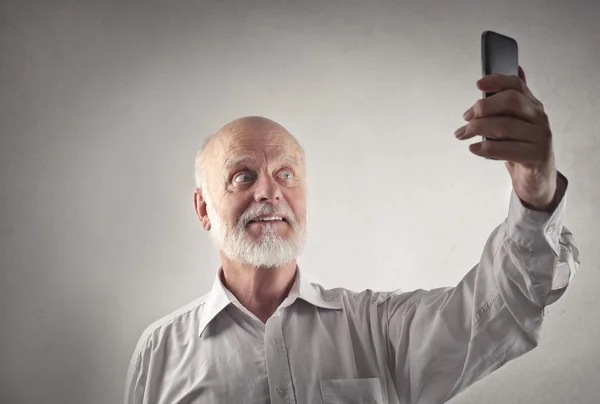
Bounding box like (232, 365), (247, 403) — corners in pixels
(454, 126), (467, 138)
(469, 143), (482, 152)
(463, 107), (474, 120)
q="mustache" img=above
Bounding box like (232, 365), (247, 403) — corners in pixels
(238, 203), (296, 227)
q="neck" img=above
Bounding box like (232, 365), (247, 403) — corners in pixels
(219, 254), (298, 323)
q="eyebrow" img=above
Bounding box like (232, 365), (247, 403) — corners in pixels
(223, 154), (300, 172)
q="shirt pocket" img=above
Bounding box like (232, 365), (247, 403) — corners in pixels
(319, 378), (384, 404)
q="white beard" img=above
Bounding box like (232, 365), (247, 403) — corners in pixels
(204, 190), (307, 268)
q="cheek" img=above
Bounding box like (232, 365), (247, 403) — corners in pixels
(285, 191), (307, 223)
(219, 200), (247, 226)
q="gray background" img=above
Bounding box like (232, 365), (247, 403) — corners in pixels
(1, 0), (598, 403)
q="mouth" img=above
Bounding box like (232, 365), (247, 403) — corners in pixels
(247, 215), (288, 225)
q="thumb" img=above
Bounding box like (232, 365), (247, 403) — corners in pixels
(518, 65), (527, 84)
(505, 161), (515, 174)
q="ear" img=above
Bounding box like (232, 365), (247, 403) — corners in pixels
(193, 188), (211, 231)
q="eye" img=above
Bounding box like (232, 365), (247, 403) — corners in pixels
(279, 170), (294, 180)
(233, 173), (253, 183)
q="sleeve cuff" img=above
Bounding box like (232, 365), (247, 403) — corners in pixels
(506, 171), (569, 257)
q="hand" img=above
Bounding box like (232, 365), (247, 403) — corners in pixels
(454, 66), (559, 212)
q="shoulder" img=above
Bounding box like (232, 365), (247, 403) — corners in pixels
(124, 293), (213, 400)
(309, 281), (417, 306)
(130, 292), (210, 362)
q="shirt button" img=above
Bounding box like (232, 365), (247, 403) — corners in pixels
(269, 337), (276, 345)
(547, 224), (555, 234)
(276, 388), (287, 397)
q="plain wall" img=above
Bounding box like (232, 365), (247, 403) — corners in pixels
(1, 0), (598, 403)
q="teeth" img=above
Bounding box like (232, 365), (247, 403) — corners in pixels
(255, 216), (283, 221)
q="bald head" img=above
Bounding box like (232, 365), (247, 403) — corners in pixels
(194, 116), (305, 191)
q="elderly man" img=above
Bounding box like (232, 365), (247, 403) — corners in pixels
(124, 68), (579, 404)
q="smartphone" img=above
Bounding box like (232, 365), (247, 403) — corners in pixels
(481, 31), (518, 145)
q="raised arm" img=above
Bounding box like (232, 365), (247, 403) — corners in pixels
(384, 174), (579, 403)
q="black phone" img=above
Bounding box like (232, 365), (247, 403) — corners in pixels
(481, 31), (519, 145)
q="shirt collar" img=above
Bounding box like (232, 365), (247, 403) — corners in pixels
(198, 266), (342, 337)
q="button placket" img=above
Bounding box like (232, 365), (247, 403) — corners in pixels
(264, 312), (296, 403)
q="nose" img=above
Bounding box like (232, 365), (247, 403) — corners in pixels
(253, 173), (282, 204)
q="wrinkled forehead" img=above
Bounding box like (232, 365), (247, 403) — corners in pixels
(215, 129), (304, 171)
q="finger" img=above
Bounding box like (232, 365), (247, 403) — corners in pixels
(478, 72), (544, 111)
(468, 139), (546, 164)
(464, 89), (548, 126)
(478, 73), (525, 95)
(456, 116), (548, 143)
(518, 65), (527, 84)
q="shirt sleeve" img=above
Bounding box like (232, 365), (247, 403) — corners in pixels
(123, 333), (152, 404)
(384, 171), (580, 404)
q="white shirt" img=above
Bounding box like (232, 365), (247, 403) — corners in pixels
(124, 177), (580, 404)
